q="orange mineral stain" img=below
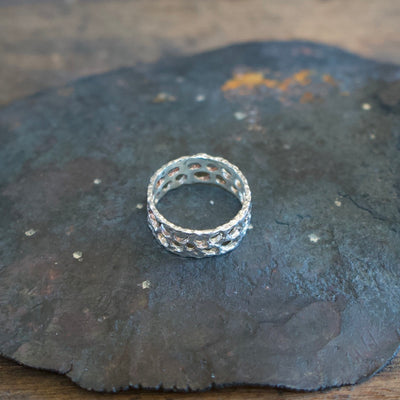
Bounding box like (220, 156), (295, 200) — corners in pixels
(221, 72), (278, 92)
(293, 69), (312, 85)
(278, 69), (312, 91)
(322, 74), (337, 86)
(222, 70), (311, 93)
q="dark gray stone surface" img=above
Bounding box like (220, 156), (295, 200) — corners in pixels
(0, 41), (399, 392)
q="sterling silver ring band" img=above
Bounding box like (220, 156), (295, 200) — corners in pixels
(146, 153), (252, 258)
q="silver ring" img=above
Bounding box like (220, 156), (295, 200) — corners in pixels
(147, 153), (252, 258)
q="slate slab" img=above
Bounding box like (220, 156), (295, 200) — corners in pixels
(0, 41), (399, 392)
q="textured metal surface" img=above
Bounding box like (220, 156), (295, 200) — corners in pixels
(147, 154), (252, 258)
(0, 42), (399, 392)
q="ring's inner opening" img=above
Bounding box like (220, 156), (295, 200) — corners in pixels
(153, 157), (245, 230)
(157, 183), (241, 230)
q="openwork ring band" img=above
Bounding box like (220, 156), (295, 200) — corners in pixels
(146, 154), (252, 258)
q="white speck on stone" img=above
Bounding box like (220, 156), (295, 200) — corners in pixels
(234, 111), (247, 120)
(248, 224), (253, 230)
(140, 280), (151, 289)
(370, 133), (376, 140)
(209, 200), (214, 205)
(73, 251), (83, 261)
(176, 76), (184, 83)
(308, 233), (320, 243)
(153, 92), (176, 103)
(211, 373), (215, 379)
(25, 229), (37, 237)
(93, 178), (102, 185)
(334, 200), (342, 207)
(196, 94), (205, 102)
(283, 144), (291, 150)
(362, 103), (371, 110)
(136, 203), (144, 209)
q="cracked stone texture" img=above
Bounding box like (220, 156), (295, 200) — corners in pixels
(0, 41), (399, 392)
